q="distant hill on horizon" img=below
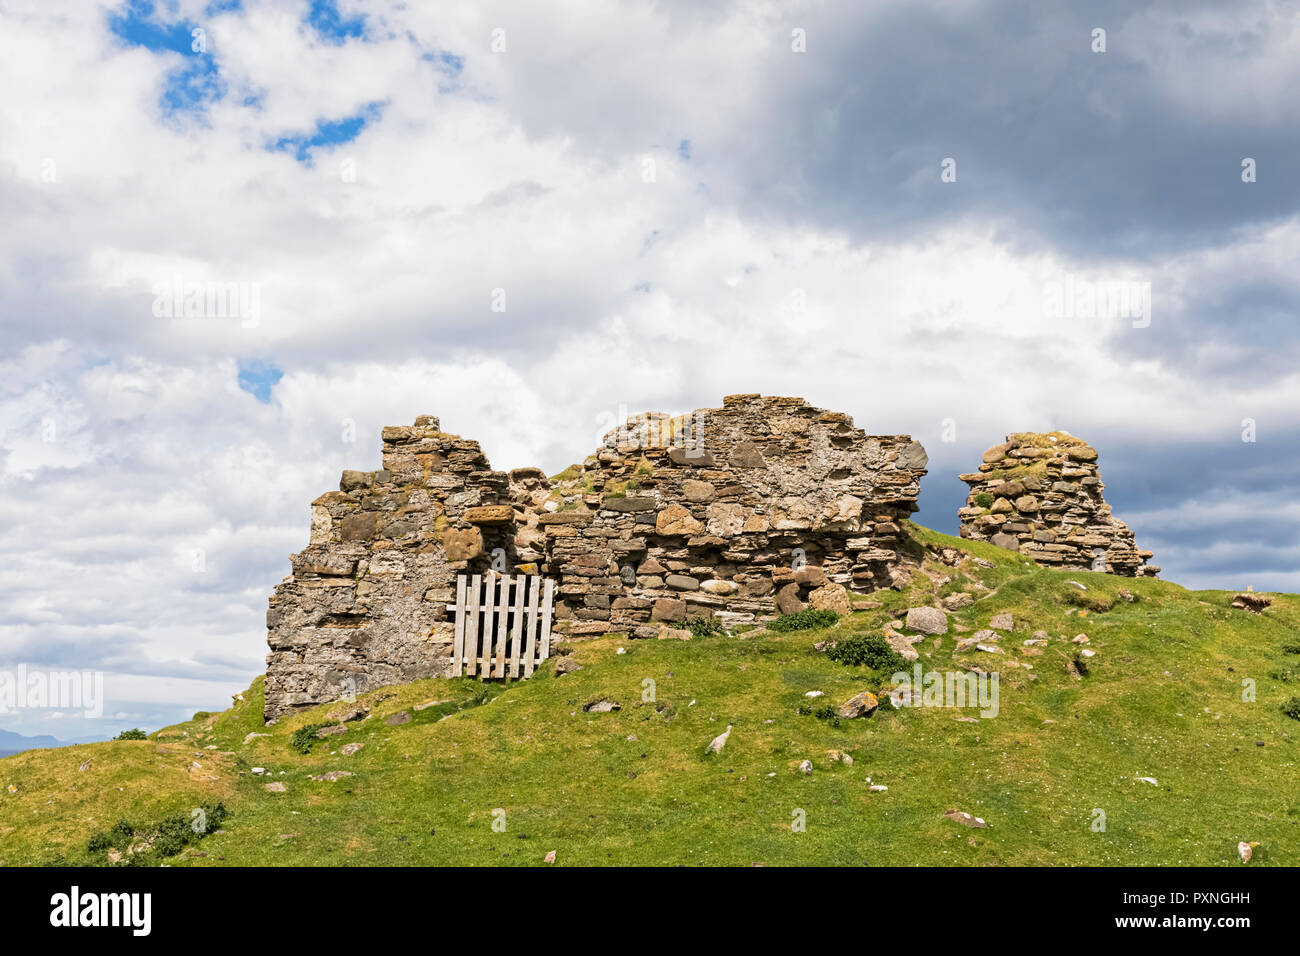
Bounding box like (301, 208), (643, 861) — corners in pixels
(0, 727), (111, 758)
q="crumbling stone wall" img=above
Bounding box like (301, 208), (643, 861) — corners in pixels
(957, 432), (1158, 577)
(264, 415), (520, 720)
(264, 395), (928, 720)
(537, 394), (928, 637)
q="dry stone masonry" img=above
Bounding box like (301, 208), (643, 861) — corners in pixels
(264, 395), (927, 719)
(538, 394), (928, 637)
(957, 432), (1158, 577)
(264, 414), (518, 719)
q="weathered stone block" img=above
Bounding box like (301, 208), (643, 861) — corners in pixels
(340, 512), (381, 541)
(463, 505), (514, 525)
(651, 598), (687, 622)
(443, 527), (483, 561)
(656, 504), (704, 536)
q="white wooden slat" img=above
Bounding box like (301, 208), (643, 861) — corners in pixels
(480, 574), (499, 674)
(509, 574), (527, 679)
(452, 574), (467, 677)
(493, 575), (510, 678)
(523, 575), (540, 678)
(539, 577), (555, 663)
(464, 573), (482, 677)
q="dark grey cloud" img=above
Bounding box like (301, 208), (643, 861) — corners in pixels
(717, 0), (1300, 258)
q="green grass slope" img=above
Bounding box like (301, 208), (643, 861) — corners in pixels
(2, 523), (1296, 866)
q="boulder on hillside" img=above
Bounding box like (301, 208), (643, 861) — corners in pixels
(905, 606), (948, 635)
(837, 691), (880, 719)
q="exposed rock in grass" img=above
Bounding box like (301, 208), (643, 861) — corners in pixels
(989, 612), (1014, 631)
(340, 743), (363, 756)
(836, 691), (879, 719)
(943, 809), (987, 828)
(553, 657), (583, 675)
(310, 771), (354, 782)
(327, 703), (370, 723)
(942, 592), (973, 611)
(1231, 593), (1271, 613)
(583, 699), (620, 713)
(385, 711), (412, 726)
(798, 760), (813, 775)
(885, 629), (920, 661)
(315, 724), (348, 738)
(956, 629), (998, 652)
(265, 782), (286, 792)
(905, 606), (948, 635)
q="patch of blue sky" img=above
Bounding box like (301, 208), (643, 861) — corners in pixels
(108, 0), (194, 53)
(269, 101), (385, 164)
(306, 0), (367, 45)
(678, 139), (692, 161)
(236, 360), (283, 404)
(108, 0), (225, 118)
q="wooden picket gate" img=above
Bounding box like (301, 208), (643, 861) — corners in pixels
(447, 573), (555, 679)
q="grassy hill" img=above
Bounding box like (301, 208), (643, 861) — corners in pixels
(2, 523), (1296, 866)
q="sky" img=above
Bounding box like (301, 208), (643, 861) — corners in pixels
(0, 0), (1297, 738)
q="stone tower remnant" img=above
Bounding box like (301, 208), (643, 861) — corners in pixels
(957, 432), (1157, 577)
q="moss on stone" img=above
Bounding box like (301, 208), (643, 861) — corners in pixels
(1009, 430), (1086, 448)
(549, 463), (583, 483)
(984, 460), (1050, 481)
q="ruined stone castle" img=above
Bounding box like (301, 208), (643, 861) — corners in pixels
(264, 395), (927, 718)
(263, 397), (1156, 720)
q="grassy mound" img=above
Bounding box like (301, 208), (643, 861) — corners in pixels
(1, 522), (1296, 866)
